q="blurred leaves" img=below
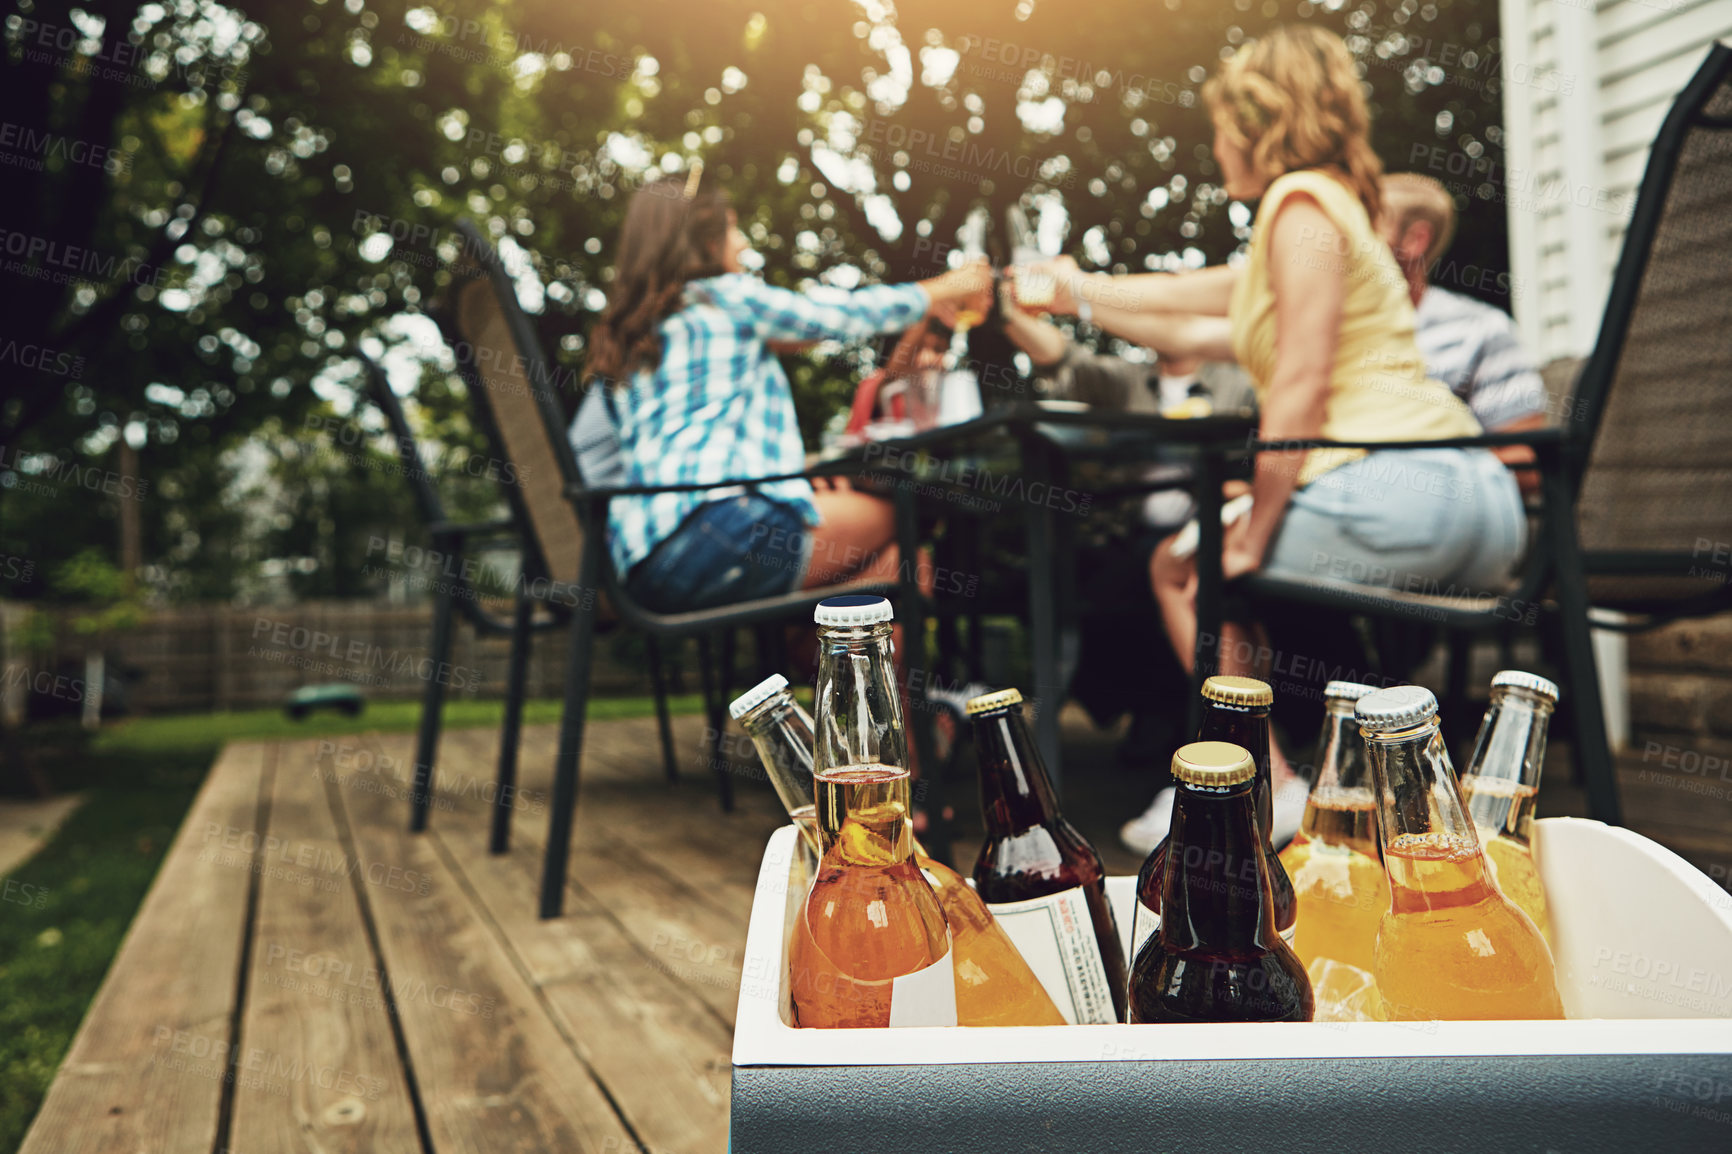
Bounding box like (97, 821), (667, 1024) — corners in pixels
(0, 0), (1507, 603)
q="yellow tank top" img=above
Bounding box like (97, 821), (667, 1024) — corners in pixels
(1228, 169), (1482, 486)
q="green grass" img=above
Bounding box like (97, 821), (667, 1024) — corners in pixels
(0, 693), (699, 1152)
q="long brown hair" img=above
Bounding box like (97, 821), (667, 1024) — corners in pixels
(1203, 25), (1384, 222)
(584, 175), (731, 385)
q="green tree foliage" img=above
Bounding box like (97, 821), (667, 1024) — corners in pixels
(1, 0), (1508, 603)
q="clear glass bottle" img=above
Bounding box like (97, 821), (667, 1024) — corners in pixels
(1459, 670), (1558, 946)
(731, 672), (1064, 1027)
(730, 673), (820, 853)
(1132, 677), (1297, 959)
(788, 595), (954, 1028)
(1278, 680), (1389, 1021)
(969, 688), (1128, 1024)
(1356, 685), (1564, 1022)
(1130, 742), (1312, 1023)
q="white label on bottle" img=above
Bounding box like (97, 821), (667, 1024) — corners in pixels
(888, 946), (957, 1027)
(987, 887), (1117, 1025)
(1130, 898), (1160, 961)
(1280, 922), (1296, 946)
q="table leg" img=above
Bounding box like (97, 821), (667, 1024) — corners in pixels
(896, 485), (953, 865)
(1023, 433), (1064, 792)
(1190, 448), (1226, 736)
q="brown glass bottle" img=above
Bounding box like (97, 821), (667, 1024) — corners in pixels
(969, 689), (1128, 1024)
(1131, 676), (1297, 957)
(1130, 742), (1313, 1023)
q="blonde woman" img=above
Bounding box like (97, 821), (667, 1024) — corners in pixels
(1039, 26), (1525, 848)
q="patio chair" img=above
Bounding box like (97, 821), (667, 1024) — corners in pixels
(433, 220), (925, 917)
(354, 352), (686, 856)
(1235, 43), (1732, 826)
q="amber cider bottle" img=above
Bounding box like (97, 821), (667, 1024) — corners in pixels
(1132, 676), (1297, 958)
(787, 595), (954, 1028)
(1458, 670), (1558, 946)
(1130, 742), (1312, 1023)
(1356, 685), (1564, 1022)
(968, 688), (1128, 1024)
(1277, 680), (1389, 1020)
(731, 672), (1064, 1027)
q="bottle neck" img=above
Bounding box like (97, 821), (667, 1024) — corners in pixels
(1197, 701), (1272, 839)
(1462, 687), (1554, 791)
(973, 708), (1062, 837)
(1313, 700), (1374, 793)
(813, 622), (906, 776)
(815, 765), (917, 868)
(1364, 719), (1480, 850)
(739, 692), (817, 819)
(1160, 780), (1277, 952)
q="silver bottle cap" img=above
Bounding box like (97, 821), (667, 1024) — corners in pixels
(1323, 680), (1382, 704)
(1355, 685), (1440, 733)
(729, 673), (790, 720)
(814, 594), (894, 627)
(1490, 669), (1560, 704)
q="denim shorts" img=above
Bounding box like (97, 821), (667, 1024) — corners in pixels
(624, 493), (811, 613)
(1262, 448), (1526, 599)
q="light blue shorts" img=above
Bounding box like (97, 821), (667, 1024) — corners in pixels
(1262, 448), (1526, 600)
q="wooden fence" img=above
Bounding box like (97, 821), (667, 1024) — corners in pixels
(1, 601), (689, 718)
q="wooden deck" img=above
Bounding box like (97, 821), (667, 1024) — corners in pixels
(21, 707), (1732, 1153)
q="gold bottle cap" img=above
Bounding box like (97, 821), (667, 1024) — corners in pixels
(965, 687), (1023, 716)
(1200, 675), (1273, 707)
(1172, 741), (1256, 787)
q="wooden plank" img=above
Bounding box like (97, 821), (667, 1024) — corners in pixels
(19, 743), (270, 1154)
(318, 737), (636, 1153)
(383, 728), (738, 1154)
(228, 742), (424, 1154)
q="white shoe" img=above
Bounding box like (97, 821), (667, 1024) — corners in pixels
(1271, 776), (1311, 848)
(1120, 787), (1176, 856)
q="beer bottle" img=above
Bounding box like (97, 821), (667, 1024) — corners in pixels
(730, 673), (820, 853)
(1458, 671), (1558, 946)
(731, 673), (1065, 1027)
(1130, 742), (1312, 1023)
(1355, 685), (1564, 1021)
(968, 688), (1128, 1024)
(789, 595), (955, 1028)
(1131, 676), (1296, 960)
(1277, 680), (1389, 1020)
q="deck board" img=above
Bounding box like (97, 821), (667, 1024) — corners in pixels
(323, 736), (637, 1154)
(19, 742), (270, 1154)
(228, 742), (425, 1153)
(415, 727), (738, 1154)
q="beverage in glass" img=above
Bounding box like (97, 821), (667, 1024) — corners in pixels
(1356, 685), (1564, 1021)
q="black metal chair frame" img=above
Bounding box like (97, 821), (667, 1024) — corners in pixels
(1235, 44), (1732, 827)
(354, 353), (684, 857)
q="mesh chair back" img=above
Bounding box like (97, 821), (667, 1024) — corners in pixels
(442, 225), (587, 589)
(1573, 46), (1732, 599)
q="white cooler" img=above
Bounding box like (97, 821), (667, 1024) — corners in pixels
(731, 818), (1732, 1151)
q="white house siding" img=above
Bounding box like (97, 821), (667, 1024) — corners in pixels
(1496, 0), (1732, 361)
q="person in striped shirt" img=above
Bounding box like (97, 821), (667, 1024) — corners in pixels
(1378, 173), (1550, 491)
(582, 173), (990, 612)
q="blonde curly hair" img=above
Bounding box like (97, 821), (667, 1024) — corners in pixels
(1203, 25), (1384, 222)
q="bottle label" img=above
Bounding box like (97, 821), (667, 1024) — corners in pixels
(1129, 898), (1160, 961)
(1280, 923), (1296, 946)
(888, 946), (958, 1027)
(987, 887), (1117, 1025)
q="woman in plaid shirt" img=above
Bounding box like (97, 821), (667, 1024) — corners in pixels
(584, 174), (988, 612)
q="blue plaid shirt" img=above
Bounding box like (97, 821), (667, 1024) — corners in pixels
(602, 273), (929, 577)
